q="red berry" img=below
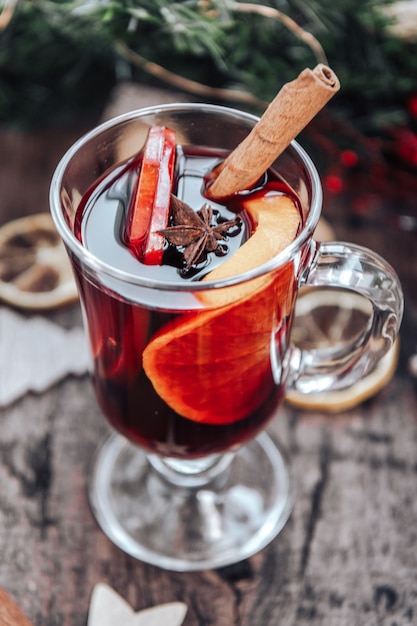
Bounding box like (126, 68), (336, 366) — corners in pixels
(407, 94), (417, 118)
(341, 150), (358, 167)
(325, 174), (343, 193)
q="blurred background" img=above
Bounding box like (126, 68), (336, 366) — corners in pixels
(1, 0), (417, 361)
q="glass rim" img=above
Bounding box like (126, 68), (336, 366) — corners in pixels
(49, 102), (323, 292)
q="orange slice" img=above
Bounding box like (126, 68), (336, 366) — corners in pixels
(200, 192), (301, 307)
(285, 288), (400, 412)
(143, 262), (296, 425)
(142, 191), (301, 424)
(0, 213), (78, 310)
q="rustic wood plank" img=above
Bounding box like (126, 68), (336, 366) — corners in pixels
(1, 374), (416, 625)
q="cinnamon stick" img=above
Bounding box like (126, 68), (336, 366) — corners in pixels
(206, 64), (340, 199)
(0, 588), (34, 626)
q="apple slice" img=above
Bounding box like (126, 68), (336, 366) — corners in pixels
(200, 192), (301, 306)
(124, 126), (176, 265)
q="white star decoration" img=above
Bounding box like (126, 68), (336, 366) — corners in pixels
(88, 584), (187, 626)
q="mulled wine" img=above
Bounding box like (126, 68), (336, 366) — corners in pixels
(50, 96), (403, 572)
(73, 140), (301, 458)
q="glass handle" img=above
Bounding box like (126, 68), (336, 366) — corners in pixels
(286, 241), (404, 394)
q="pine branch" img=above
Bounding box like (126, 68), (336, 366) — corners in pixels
(1, 0), (416, 133)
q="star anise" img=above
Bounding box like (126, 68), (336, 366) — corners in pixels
(159, 195), (241, 269)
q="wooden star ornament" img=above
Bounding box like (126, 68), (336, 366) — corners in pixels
(88, 583), (187, 626)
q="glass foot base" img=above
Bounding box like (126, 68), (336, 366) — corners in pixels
(89, 432), (293, 571)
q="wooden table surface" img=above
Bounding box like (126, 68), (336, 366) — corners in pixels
(1, 109), (417, 626)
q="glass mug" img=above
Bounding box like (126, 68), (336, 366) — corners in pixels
(50, 104), (403, 571)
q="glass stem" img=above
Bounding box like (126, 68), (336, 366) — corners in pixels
(147, 451), (236, 488)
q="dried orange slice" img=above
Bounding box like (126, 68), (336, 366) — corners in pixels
(285, 288), (400, 412)
(0, 213), (78, 310)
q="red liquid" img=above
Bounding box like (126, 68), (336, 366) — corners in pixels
(74, 147), (300, 458)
